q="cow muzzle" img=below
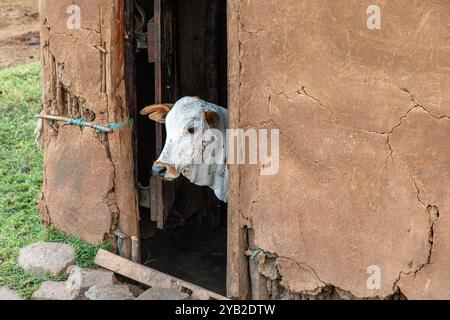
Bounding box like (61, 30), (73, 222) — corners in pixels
(152, 161), (180, 181)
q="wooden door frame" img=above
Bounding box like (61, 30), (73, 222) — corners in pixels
(123, 0), (250, 299)
(226, 0), (250, 300)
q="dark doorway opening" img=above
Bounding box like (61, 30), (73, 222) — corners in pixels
(128, 0), (228, 295)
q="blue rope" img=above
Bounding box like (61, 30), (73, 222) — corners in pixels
(250, 248), (263, 261)
(250, 248), (278, 261)
(108, 119), (134, 130)
(65, 117), (133, 133)
(67, 118), (87, 127)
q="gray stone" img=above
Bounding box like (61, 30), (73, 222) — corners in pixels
(135, 287), (190, 300)
(0, 287), (23, 300)
(66, 266), (115, 292)
(18, 242), (76, 276)
(85, 285), (135, 300)
(32, 281), (80, 300)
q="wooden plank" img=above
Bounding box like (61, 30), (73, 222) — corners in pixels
(156, 175), (164, 229)
(95, 249), (229, 300)
(124, 0), (136, 120)
(147, 19), (155, 63)
(131, 236), (139, 263)
(153, 0), (164, 230)
(249, 260), (270, 300)
(204, 0), (219, 103)
(125, 0), (138, 170)
(226, 0), (250, 300)
(156, 0), (168, 230)
(150, 176), (158, 222)
(153, 0), (177, 230)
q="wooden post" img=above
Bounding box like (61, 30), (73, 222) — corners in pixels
(131, 236), (140, 263)
(102, 0), (140, 259)
(152, 0), (177, 230)
(226, 0), (250, 300)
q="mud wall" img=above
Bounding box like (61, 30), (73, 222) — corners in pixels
(228, 0), (450, 299)
(38, 0), (138, 257)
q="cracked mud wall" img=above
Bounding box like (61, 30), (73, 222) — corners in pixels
(228, 0), (450, 299)
(38, 0), (138, 255)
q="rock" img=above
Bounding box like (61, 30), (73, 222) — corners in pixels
(85, 285), (135, 300)
(66, 266), (115, 292)
(18, 242), (75, 276)
(32, 281), (80, 300)
(0, 287), (23, 300)
(136, 287), (190, 300)
(190, 291), (210, 300)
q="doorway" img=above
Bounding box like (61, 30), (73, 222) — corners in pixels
(126, 0), (228, 295)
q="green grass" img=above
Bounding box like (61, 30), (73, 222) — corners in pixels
(0, 63), (110, 298)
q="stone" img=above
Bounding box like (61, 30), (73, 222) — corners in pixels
(32, 281), (80, 300)
(66, 266), (115, 292)
(85, 285), (135, 300)
(18, 242), (76, 276)
(190, 291), (211, 301)
(0, 287), (23, 300)
(135, 287), (190, 301)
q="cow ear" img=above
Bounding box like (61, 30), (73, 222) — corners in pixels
(140, 104), (174, 123)
(204, 110), (219, 128)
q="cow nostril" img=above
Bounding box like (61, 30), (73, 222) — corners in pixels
(152, 166), (167, 175)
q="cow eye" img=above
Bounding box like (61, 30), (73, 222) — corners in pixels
(188, 127), (197, 134)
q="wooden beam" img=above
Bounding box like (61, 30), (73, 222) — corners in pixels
(153, 0), (164, 230)
(124, 0), (139, 177)
(153, 0), (177, 230)
(226, 0), (250, 300)
(95, 249), (228, 300)
(147, 19), (155, 63)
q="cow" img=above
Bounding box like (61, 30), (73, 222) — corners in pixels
(140, 96), (228, 203)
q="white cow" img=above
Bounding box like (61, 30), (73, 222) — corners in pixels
(141, 96), (228, 202)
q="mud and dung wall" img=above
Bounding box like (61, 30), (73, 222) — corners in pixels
(228, 0), (450, 299)
(38, 0), (138, 257)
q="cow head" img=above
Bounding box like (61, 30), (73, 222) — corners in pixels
(141, 97), (229, 202)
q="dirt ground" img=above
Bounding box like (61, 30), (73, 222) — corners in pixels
(0, 0), (39, 70)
